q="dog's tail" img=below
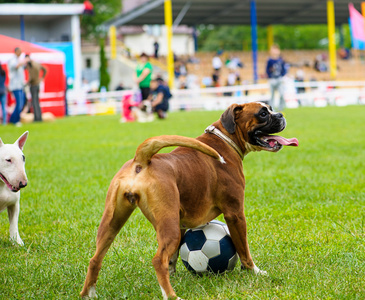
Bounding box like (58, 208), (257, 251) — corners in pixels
(134, 135), (225, 167)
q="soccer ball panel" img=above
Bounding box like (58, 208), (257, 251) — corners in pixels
(180, 243), (189, 261)
(187, 251), (209, 273)
(207, 236), (238, 273)
(203, 223), (227, 241)
(183, 229), (207, 251)
(227, 253), (239, 270)
(210, 220), (231, 235)
(219, 235), (237, 259)
(201, 240), (221, 258)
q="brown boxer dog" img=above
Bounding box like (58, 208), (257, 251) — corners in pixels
(80, 102), (298, 300)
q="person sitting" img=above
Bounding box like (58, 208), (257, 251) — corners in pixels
(146, 78), (172, 119)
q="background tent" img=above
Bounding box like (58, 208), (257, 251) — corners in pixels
(0, 34), (66, 117)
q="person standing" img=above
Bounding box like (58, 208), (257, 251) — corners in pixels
(266, 44), (287, 111)
(134, 53), (153, 100)
(153, 40), (159, 59)
(24, 54), (47, 122)
(212, 51), (223, 71)
(8, 47), (26, 126)
(0, 63), (7, 125)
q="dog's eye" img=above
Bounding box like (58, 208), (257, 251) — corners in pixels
(260, 111), (268, 117)
(5, 158), (12, 163)
(22, 155), (25, 162)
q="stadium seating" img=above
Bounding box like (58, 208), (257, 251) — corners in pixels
(171, 50), (365, 87)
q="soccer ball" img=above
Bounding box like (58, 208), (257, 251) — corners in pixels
(180, 220), (239, 274)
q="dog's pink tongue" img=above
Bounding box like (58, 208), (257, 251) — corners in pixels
(267, 135), (299, 147)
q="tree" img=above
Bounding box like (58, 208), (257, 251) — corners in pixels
(197, 24), (352, 51)
(78, 0), (121, 39)
(99, 38), (110, 91)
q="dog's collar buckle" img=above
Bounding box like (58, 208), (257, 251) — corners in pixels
(205, 125), (244, 160)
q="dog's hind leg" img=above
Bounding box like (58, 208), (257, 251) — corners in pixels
(168, 229), (185, 275)
(224, 210), (266, 275)
(152, 216), (182, 300)
(80, 182), (136, 298)
(7, 200), (23, 246)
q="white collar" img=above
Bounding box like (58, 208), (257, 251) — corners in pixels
(205, 125), (244, 160)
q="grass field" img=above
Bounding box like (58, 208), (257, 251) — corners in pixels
(0, 105), (364, 299)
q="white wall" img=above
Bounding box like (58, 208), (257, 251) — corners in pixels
(49, 17), (72, 41)
(0, 16), (72, 43)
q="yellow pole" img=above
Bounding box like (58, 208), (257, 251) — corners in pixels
(109, 25), (117, 60)
(267, 25), (274, 50)
(164, 0), (174, 89)
(327, 0), (337, 79)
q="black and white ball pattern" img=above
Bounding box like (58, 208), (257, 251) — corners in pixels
(180, 220), (238, 274)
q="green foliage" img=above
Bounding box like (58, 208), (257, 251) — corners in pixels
(99, 38), (110, 91)
(198, 25), (268, 51)
(0, 105), (364, 299)
(79, 0), (121, 39)
(198, 24), (353, 51)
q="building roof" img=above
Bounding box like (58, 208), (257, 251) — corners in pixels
(0, 3), (84, 22)
(0, 3), (84, 16)
(104, 0), (363, 28)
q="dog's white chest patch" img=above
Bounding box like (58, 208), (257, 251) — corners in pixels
(0, 186), (20, 212)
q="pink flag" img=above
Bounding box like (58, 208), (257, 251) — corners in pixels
(349, 3), (365, 41)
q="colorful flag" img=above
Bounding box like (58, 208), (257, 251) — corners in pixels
(348, 3), (365, 49)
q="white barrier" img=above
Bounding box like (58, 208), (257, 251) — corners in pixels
(66, 80), (365, 116)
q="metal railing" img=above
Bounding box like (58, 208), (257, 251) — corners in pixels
(65, 80), (365, 116)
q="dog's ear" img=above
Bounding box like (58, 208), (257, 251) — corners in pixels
(0, 138), (3, 147)
(15, 131), (29, 151)
(220, 104), (243, 134)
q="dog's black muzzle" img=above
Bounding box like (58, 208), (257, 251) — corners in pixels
(248, 112), (286, 147)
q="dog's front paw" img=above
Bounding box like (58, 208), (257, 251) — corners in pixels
(253, 265), (267, 276)
(241, 264), (268, 276)
(80, 286), (97, 299)
(10, 235), (24, 246)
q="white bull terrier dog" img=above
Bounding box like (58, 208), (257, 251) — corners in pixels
(0, 131), (28, 246)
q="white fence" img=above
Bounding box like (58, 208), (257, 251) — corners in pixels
(66, 80), (365, 116)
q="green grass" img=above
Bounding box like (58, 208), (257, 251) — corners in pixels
(0, 105), (364, 299)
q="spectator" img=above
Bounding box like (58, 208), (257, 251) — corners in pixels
(83, 0), (94, 15)
(295, 69), (305, 94)
(8, 47), (26, 126)
(212, 69), (220, 87)
(0, 63), (6, 125)
(134, 53), (153, 100)
(153, 40), (160, 59)
(266, 44), (287, 111)
(24, 54), (47, 122)
(174, 60), (187, 79)
(314, 55), (328, 72)
(212, 52), (223, 71)
(227, 70), (237, 86)
(178, 75), (188, 89)
(115, 82), (125, 91)
(147, 78), (172, 119)
(338, 47), (350, 60)
(226, 55), (244, 70)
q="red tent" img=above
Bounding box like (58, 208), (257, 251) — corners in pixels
(0, 34), (66, 117)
